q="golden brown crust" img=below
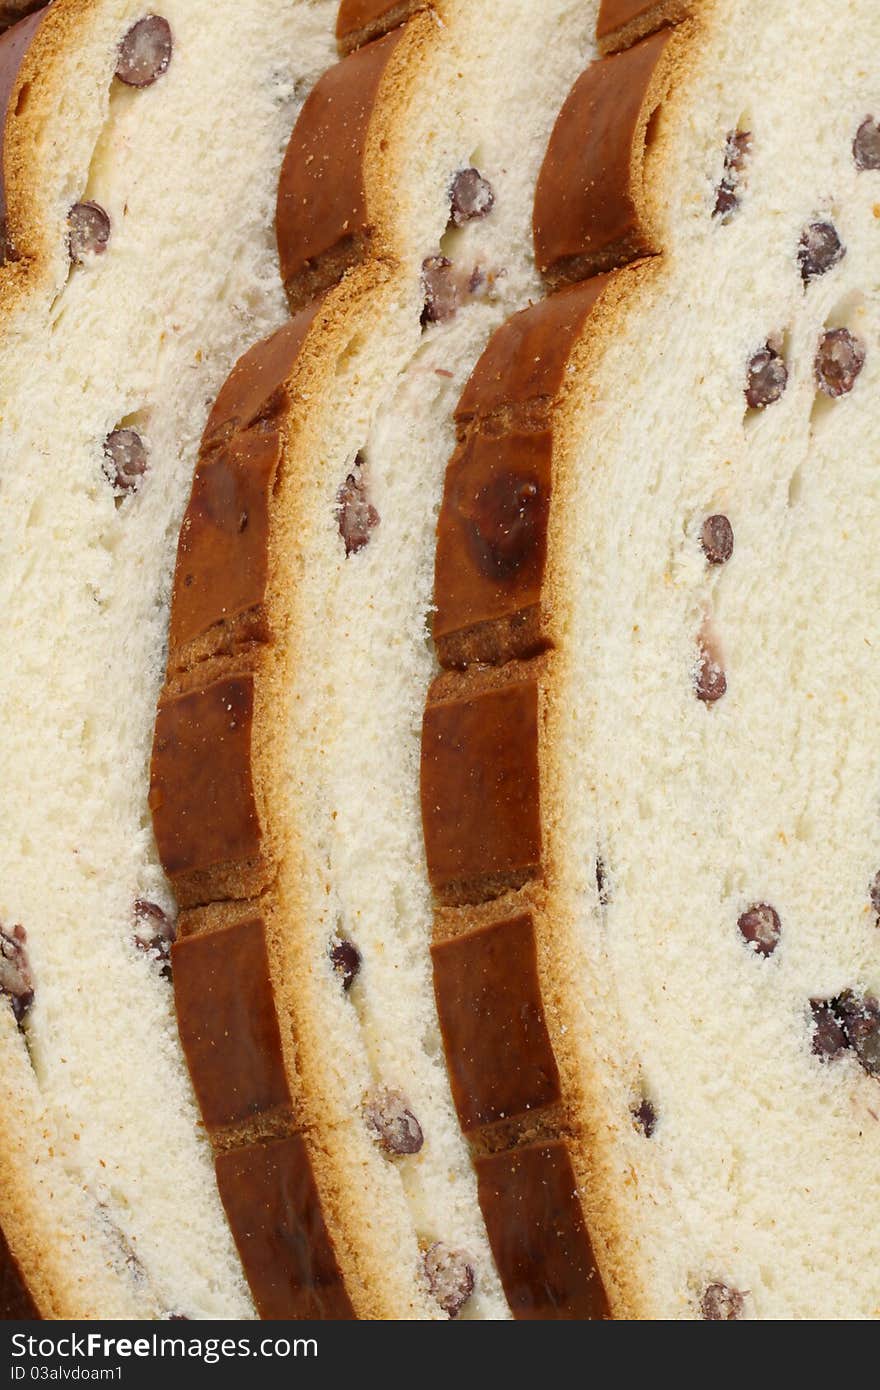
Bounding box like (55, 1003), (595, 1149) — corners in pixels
(335, 0), (427, 55)
(0, 6), (45, 260)
(421, 670), (542, 905)
(150, 672), (266, 909)
(431, 913), (561, 1133)
(168, 307), (323, 667)
(0, 1224), (38, 1320)
(434, 280), (609, 667)
(276, 30), (405, 311)
(475, 1142), (610, 1319)
(596, 0), (692, 55)
(533, 27), (681, 287)
(172, 918), (291, 1131)
(215, 1136), (355, 1320)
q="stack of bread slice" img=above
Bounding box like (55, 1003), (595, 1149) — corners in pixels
(3, 0), (879, 1321)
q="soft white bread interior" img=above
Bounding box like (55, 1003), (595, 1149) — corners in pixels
(0, 0), (338, 1319)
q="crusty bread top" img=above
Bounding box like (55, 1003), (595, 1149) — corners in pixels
(596, 0), (692, 54)
(336, 0), (427, 55)
(0, 1225), (37, 1320)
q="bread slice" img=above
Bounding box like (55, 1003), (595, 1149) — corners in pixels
(423, 0), (880, 1317)
(150, 0), (602, 1320)
(0, 0), (339, 1319)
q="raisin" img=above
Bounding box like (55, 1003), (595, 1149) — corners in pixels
(365, 1089), (424, 1155)
(422, 1242), (475, 1318)
(0, 924), (33, 1027)
(835, 990), (880, 1078)
(713, 131), (751, 220)
(133, 900), (176, 979)
(853, 117), (880, 171)
(103, 429), (148, 493)
(68, 202), (111, 263)
(631, 1097), (657, 1138)
(745, 345), (787, 409)
(700, 514), (734, 565)
(814, 328), (865, 398)
(421, 255), (458, 325)
(336, 459), (379, 555)
(330, 938), (361, 991)
(870, 871), (880, 920)
(695, 645), (727, 703)
(701, 1283), (745, 1320)
(450, 168), (495, 226)
(811, 999), (849, 1060)
(116, 16), (173, 87)
(798, 222), (844, 283)
(737, 903), (781, 958)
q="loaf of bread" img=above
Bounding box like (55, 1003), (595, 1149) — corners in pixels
(149, 0), (603, 1320)
(0, 0), (339, 1318)
(424, 0), (880, 1317)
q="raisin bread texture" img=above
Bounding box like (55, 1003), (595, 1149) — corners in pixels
(425, 0), (880, 1317)
(0, 0), (338, 1318)
(151, 0), (601, 1319)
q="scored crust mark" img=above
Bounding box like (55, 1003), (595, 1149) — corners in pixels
(215, 1136), (355, 1319)
(276, 29), (406, 313)
(422, 668), (543, 906)
(114, 16), (173, 89)
(596, 0), (692, 56)
(335, 0), (427, 56)
(150, 673), (265, 911)
(533, 27), (684, 289)
(432, 279), (609, 669)
(431, 913), (561, 1133)
(172, 919), (291, 1130)
(475, 1142), (610, 1319)
(165, 306), (322, 671)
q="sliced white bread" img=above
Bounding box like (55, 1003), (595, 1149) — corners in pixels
(0, 0), (338, 1319)
(423, 0), (880, 1318)
(150, 0), (602, 1320)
